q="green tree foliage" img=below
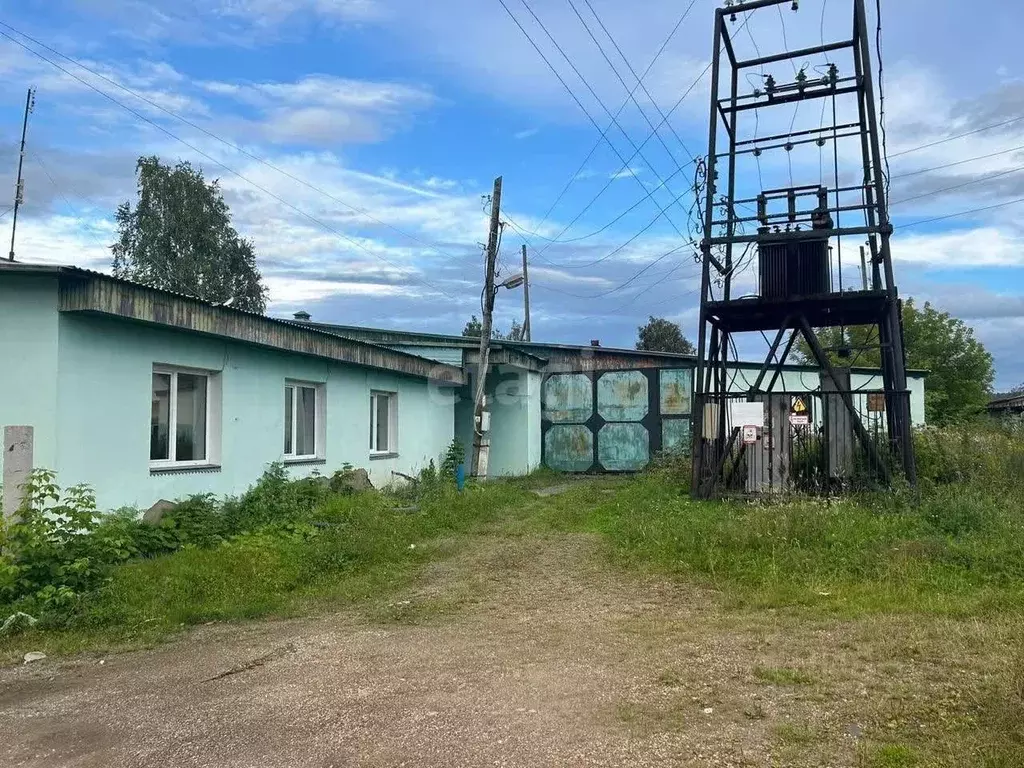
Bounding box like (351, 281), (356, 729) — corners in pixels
(461, 316), (527, 341)
(636, 316), (696, 354)
(795, 299), (994, 424)
(112, 156), (268, 313)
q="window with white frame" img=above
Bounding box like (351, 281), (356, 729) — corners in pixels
(284, 382), (322, 459)
(151, 367), (214, 466)
(370, 391), (397, 454)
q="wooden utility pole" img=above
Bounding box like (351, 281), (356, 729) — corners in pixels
(521, 243), (531, 341)
(9, 88), (35, 261)
(859, 245), (869, 291)
(472, 176), (502, 478)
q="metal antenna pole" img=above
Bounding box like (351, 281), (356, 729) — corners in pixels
(9, 88), (35, 261)
(521, 243), (531, 341)
(472, 176), (502, 478)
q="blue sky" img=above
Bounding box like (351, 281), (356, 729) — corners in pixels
(1, 0), (1023, 389)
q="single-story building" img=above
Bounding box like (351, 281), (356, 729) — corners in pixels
(0, 262), (462, 511)
(1, 260), (927, 511)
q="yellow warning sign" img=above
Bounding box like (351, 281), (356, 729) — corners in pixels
(790, 395), (809, 426)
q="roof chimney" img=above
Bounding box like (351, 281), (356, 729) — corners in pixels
(590, 339), (601, 347)
(293, 310), (311, 321)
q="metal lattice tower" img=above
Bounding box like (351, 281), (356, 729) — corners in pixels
(691, 0), (916, 498)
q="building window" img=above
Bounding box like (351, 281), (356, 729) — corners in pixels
(151, 368), (212, 466)
(284, 382), (321, 459)
(370, 391), (396, 454)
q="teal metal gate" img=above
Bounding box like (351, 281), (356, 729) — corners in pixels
(541, 368), (692, 473)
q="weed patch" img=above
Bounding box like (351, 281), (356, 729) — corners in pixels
(753, 666), (816, 686)
(0, 468), (531, 658)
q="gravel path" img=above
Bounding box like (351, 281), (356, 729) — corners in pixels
(0, 530), (1013, 767)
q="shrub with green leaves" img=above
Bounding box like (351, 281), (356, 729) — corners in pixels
(0, 470), (132, 615)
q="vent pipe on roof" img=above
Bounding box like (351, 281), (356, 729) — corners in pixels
(293, 311), (311, 321)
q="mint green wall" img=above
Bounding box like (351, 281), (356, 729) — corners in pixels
(451, 366), (542, 479)
(724, 365), (927, 426)
(53, 313), (454, 510)
(0, 275), (59, 469)
(454, 386), (474, 473)
(487, 366), (542, 477)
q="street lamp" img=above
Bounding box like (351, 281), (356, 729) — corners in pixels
(499, 273), (525, 291)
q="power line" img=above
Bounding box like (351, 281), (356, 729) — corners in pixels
(889, 162), (1024, 208)
(524, 180), (696, 293)
(875, 0), (891, 202)
(31, 149), (201, 296)
(891, 143), (1024, 180)
(888, 114), (1024, 159)
(529, 0), (699, 232)
(502, 162), (688, 247)
(0, 27), (460, 301)
(532, 72), (708, 265)
(565, 0), (692, 202)
(527, 14), (754, 268)
(579, 0), (695, 159)
(0, 20), (463, 264)
(30, 151), (76, 214)
(533, 242), (689, 299)
(573, 263), (702, 323)
(510, 0), (690, 236)
(898, 196), (1024, 230)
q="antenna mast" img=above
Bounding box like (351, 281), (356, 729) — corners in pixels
(9, 87), (35, 261)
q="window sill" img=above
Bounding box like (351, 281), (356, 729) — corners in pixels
(283, 457), (327, 466)
(150, 463), (222, 476)
(369, 452), (399, 461)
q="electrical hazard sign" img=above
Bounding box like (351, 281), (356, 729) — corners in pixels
(742, 425), (758, 445)
(790, 395), (810, 426)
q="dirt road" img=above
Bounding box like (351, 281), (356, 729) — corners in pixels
(0, 531), (1012, 767)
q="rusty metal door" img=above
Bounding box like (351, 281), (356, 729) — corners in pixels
(541, 368), (692, 473)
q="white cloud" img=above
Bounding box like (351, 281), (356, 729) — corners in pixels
(204, 74), (434, 145)
(0, 39), (434, 149)
(68, 0), (386, 44)
(264, 276), (415, 307)
(215, 0), (383, 25)
(894, 227), (1024, 268)
(0, 46), (208, 118)
(13, 215), (114, 271)
(610, 167), (643, 180)
(514, 127), (539, 140)
(530, 265), (611, 287)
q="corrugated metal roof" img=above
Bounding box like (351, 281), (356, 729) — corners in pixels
(301, 320), (698, 361)
(0, 260), (466, 384)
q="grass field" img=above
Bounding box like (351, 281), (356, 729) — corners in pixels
(2, 427), (1023, 765)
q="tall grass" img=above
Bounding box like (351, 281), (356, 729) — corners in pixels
(583, 422), (1024, 615)
(0, 479), (532, 658)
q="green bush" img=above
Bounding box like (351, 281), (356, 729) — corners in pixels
(221, 463), (331, 533)
(0, 464), (336, 624)
(914, 422), (1024, 489)
(0, 470), (130, 616)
